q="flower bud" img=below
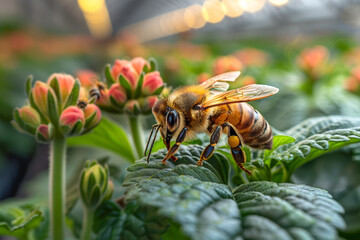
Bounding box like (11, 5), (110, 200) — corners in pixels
(59, 106), (85, 135)
(131, 57), (150, 75)
(297, 45), (329, 76)
(47, 73), (76, 105)
(241, 76), (256, 86)
(125, 100), (140, 112)
(79, 161), (113, 209)
(144, 96), (158, 110)
(235, 48), (268, 67)
(84, 104), (102, 130)
(213, 56), (243, 75)
(142, 71), (163, 95)
(32, 81), (51, 117)
(111, 60), (139, 89)
(36, 124), (54, 142)
(197, 73), (211, 84)
(19, 106), (41, 128)
(109, 83), (127, 105)
(76, 70), (97, 89)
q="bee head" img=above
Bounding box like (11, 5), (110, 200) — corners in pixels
(152, 99), (180, 146)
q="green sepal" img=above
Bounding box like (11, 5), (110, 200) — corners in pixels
(84, 111), (97, 129)
(119, 75), (133, 99)
(104, 64), (115, 86)
(69, 120), (84, 136)
(143, 58), (157, 73)
(152, 86), (164, 96)
(13, 108), (36, 135)
(90, 185), (101, 208)
(60, 125), (71, 136)
(25, 75), (33, 98)
(47, 90), (59, 127)
(49, 77), (62, 112)
(109, 96), (125, 110)
(79, 170), (88, 206)
(29, 92), (48, 123)
(63, 78), (80, 109)
(134, 73), (144, 98)
(35, 124), (53, 143)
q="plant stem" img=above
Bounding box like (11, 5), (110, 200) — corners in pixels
(128, 115), (144, 159)
(49, 133), (66, 240)
(81, 208), (94, 240)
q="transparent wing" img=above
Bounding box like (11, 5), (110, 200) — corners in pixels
(200, 71), (241, 92)
(202, 84), (279, 109)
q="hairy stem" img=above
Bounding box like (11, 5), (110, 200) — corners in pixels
(81, 208), (94, 240)
(128, 115), (144, 159)
(49, 133), (66, 240)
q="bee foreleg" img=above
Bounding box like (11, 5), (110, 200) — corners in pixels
(197, 126), (222, 166)
(163, 139), (178, 162)
(161, 127), (188, 164)
(222, 122), (251, 175)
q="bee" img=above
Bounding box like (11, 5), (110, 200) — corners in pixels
(89, 81), (106, 102)
(144, 71), (278, 175)
(77, 98), (88, 109)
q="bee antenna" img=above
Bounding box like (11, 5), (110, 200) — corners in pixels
(145, 124), (161, 163)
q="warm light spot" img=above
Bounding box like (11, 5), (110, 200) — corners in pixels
(269, 0), (289, 6)
(78, 0), (104, 14)
(172, 9), (189, 32)
(160, 14), (175, 34)
(184, 4), (206, 29)
(239, 0), (266, 13)
(202, 0), (225, 24)
(222, 0), (244, 18)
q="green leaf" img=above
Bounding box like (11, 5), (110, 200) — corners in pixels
(25, 75), (33, 98)
(47, 90), (59, 127)
(119, 75), (133, 99)
(0, 203), (45, 240)
(123, 145), (230, 192)
(134, 73), (144, 98)
(152, 85), (164, 96)
(264, 135), (296, 159)
(63, 79), (80, 109)
(267, 127), (360, 175)
(67, 117), (136, 163)
(104, 64), (115, 86)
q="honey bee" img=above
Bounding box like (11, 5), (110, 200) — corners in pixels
(144, 71), (278, 175)
(89, 81), (106, 102)
(77, 98), (88, 109)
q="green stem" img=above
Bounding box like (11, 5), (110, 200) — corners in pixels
(128, 115), (144, 159)
(49, 134), (66, 240)
(81, 208), (94, 240)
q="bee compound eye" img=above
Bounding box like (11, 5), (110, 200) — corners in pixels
(166, 110), (179, 132)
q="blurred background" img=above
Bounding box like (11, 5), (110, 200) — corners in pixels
(1, 0), (360, 238)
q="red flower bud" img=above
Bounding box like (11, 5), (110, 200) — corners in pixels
(47, 73), (76, 105)
(109, 83), (127, 104)
(111, 60), (139, 89)
(59, 106), (85, 129)
(145, 96), (158, 110)
(131, 57), (150, 75)
(125, 100), (140, 112)
(37, 124), (52, 141)
(19, 106), (41, 128)
(84, 104), (102, 129)
(297, 46), (329, 74)
(142, 71), (163, 95)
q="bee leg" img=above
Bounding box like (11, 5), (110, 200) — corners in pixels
(163, 139), (178, 162)
(197, 126), (222, 166)
(161, 127), (188, 164)
(222, 122), (251, 175)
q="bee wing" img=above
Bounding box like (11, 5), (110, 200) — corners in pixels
(201, 84), (279, 109)
(200, 71), (241, 92)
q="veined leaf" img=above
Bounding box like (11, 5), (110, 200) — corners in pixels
(0, 203), (45, 240)
(67, 117), (136, 163)
(267, 127), (360, 175)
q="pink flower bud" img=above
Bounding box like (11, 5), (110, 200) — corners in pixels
(241, 76), (256, 86)
(37, 124), (52, 141)
(213, 56), (243, 75)
(142, 71), (163, 95)
(197, 73), (211, 84)
(84, 104), (101, 129)
(109, 84), (127, 104)
(19, 106), (41, 128)
(235, 48), (268, 67)
(131, 57), (150, 75)
(125, 100), (140, 112)
(344, 76), (359, 92)
(145, 96), (158, 110)
(111, 60), (139, 89)
(32, 81), (52, 116)
(297, 46), (329, 74)
(96, 88), (112, 107)
(47, 73), (76, 105)
(59, 106), (85, 129)
(76, 70), (97, 89)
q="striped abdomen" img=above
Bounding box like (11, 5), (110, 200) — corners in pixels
(211, 103), (273, 149)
